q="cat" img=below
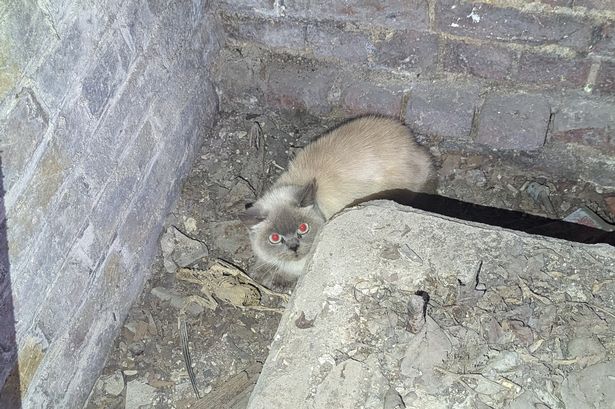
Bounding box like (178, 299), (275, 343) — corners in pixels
(240, 116), (435, 289)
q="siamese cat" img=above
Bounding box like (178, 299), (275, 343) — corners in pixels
(240, 116), (434, 289)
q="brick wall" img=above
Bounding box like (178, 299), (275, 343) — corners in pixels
(0, 0), (220, 406)
(215, 0), (615, 189)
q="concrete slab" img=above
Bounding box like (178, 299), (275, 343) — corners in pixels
(247, 201), (615, 409)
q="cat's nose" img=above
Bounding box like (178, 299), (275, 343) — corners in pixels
(287, 237), (299, 252)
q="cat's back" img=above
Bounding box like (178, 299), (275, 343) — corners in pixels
(277, 116), (433, 217)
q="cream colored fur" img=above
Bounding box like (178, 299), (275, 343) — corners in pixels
(275, 116), (434, 219)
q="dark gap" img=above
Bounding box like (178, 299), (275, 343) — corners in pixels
(353, 189), (615, 246)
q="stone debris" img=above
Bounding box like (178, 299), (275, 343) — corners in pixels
(101, 372), (125, 396)
(564, 206), (615, 231)
(125, 379), (157, 409)
(247, 202), (615, 409)
(160, 226), (209, 273)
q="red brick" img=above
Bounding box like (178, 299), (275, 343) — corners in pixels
(595, 61), (615, 94)
(265, 60), (336, 115)
(442, 40), (515, 80)
(516, 52), (591, 87)
(405, 81), (481, 139)
(374, 30), (439, 73)
(221, 13), (306, 50)
(476, 94), (550, 150)
(575, 0), (615, 12)
(551, 129), (614, 152)
(306, 23), (373, 64)
(341, 83), (402, 117)
(550, 98), (615, 151)
(593, 23), (615, 58)
(538, 0), (573, 6)
(285, 0), (429, 30)
(436, 0), (595, 51)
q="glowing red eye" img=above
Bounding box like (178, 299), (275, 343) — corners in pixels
(297, 223), (309, 234)
(269, 233), (281, 244)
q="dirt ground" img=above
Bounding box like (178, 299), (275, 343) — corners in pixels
(83, 110), (614, 409)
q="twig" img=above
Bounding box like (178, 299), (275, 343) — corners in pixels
(179, 317), (200, 399)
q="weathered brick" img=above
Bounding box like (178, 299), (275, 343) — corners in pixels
(265, 60), (336, 115)
(307, 23), (373, 64)
(593, 23), (615, 58)
(341, 82), (403, 117)
(550, 98), (615, 150)
(405, 81), (481, 139)
(216, 0), (276, 14)
(516, 52), (591, 87)
(442, 40), (515, 80)
(213, 47), (266, 112)
(476, 94), (551, 150)
(4, 0), (220, 407)
(552, 98), (615, 131)
(285, 0), (429, 30)
(551, 128), (613, 151)
(34, 11), (112, 109)
(538, 0), (573, 6)
(374, 30), (438, 73)
(436, 0), (595, 50)
(1, 88), (49, 193)
(222, 13), (306, 50)
(81, 34), (134, 118)
(575, 0), (615, 11)
(1, 0), (56, 88)
(595, 61), (615, 94)
(7, 138), (68, 263)
(29, 251), (127, 407)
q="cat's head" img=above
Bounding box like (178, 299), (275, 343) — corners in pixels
(240, 179), (325, 270)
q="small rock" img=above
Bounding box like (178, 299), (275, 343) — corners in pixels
(123, 369), (138, 376)
(160, 226), (208, 273)
(151, 287), (173, 301)
(102, 371), (125, 396)
(383, 387), (405, 409)
(185, 300), (205, 316)
(128, 341), (146, 356)
(465, 169), (487, 187)
(183, 217), (198, 234)
(125, 379), (157, 409)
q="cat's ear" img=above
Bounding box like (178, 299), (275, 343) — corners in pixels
(298, 179), (317, 207)
(239, 204), (267, 228)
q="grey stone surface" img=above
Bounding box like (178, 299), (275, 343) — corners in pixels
(406, 81), (481, 140)
(247, 202), (615, 408)
(125, 379), (157, 409)
(160, 226), (209, 273)
(477, 94), (551, 150)
(560, 361), (615, 409)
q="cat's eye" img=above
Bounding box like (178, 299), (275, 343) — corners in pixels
(269, 232), (282, 244)
(297, 223), (309, 235)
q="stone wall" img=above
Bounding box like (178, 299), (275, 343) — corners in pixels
(215, 0), (615, 189)
(0, 0), (220, 406)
